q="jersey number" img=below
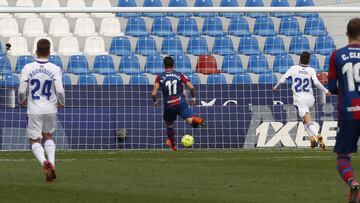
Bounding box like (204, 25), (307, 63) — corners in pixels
(294, 78), (310, 92)
(342, 62), (360, 92)
(165, 80), (178, 95)
(30, 79), (52, 100)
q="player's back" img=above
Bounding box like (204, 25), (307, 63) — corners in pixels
(287, 64), (316, 102)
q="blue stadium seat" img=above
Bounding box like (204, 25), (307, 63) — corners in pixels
(219, 0), (242, 18)
(248, 54), (271, 74)
(161, 36), (183, 55)
(0, 56), (12, 74)
(314, 35), (335, 56)
(245, 0), (266, 18)
(125, 17), (148, 37)
(151, 17), (174, 37)
(93, 55), (116, 75)
(222, 54), (244, 74)
(67, 55), (90, 75)
(232, 73), (252, 84)
(168, 0), (191, 17)
(49, 55), (63, 69)
(289, 36), (311, 55)
(202, 17), (226, 37)
(278, 17), (302, 36)
(295, 0), (318, 18)
(212, 36), (235, 55)
(304, 17), (328, 36)
(194, 0), (215, 17)
(270, 0), (291, 18)
(15, 55), (35, 73)
(62, 75), (72, 86)
(186, 74), (201, 84)
(143, 0), (165, 17)
(207, 74), (227, 84)
(116, 0), (139, 18)
(264, 36), (286, 55)
(174, 54), (193, 74)
(310, 54), (321, 71)
(238, 36), (261, 55)
(103, 74), (123, 85)
(77, 74), (98, 85)
(258, 73), (278, 84)
(187, 36), (209, 55)
(135, 36), (157, 56)
(177, 17), (200, 37)
(145, 54), (164, 74)
(109, 36), (132, 56)
(119, 54), (142, 75)
(323, 55), (330, 72)
(129, 74), (149, 85)
(273, 54), (294, 73)
(228, 17), (251, 37)
(253, 16), (276, 37)
(0, 74), (19, 87)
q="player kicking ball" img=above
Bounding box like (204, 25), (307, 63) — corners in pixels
(151, 56), (205, 151)
(272, 51), (331, 151)
(18, 39), (65, 182)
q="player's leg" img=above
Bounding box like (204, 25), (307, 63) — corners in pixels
(163, 110), (177, 151)
(42, 114), (57, 179)
(303, 112), (325, 150)
(180, 105), (205, 128)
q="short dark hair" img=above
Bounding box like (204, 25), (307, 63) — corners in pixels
(300, 51), (310, 65)
(347, 18), (360, 40)
(164, 56), (174, 69)
(36, 39), (51, 57)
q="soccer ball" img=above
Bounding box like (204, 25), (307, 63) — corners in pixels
(181, 135), (194, 148)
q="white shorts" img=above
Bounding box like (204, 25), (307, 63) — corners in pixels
(294, 99), (315, 118)
(27, 114), (57, 140)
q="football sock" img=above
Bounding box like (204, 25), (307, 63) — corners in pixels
(31, 143), (46, 166)
(44, 139), (56, 167)
(167, 127), (175, 143)
(306, 122), (319, 136)
(337, 155), (357, 186)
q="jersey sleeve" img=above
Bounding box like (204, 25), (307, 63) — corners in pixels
(18, 66), (29, 103)
(154, 75), (161, 84)
(19, 65), (29, 82)
(54, 67), (65, 105)
(180, 74), (190, 84)
(327, 51), (338, 94)
(311, 69), (329, 94)
(274, 68), (291, 89)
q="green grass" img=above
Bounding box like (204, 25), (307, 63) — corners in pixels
(0, 149), (354, 203)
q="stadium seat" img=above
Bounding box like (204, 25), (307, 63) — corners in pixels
(273, 54), (294, 73)
(194, 0), (215, 17)
(258, 73), (278, 84)
(109, 36), (131, 56)
(207, 74), (227, 84)
(187, 36), (209, 56)
(270, 0), (291, 18)
(247, 54), (271, 74)
(91, 0), (115, 18)
(15, 0), (37, 18)
(0, 74), (19, 87)
(67, 55), (90, 75)
(174, 54), (193, 74)
(304, 17), (328, 36)
(0, 0), (11, 18)
(119, 54), (142, 74)
(143, 0), (165, 17)
(161, 36), (183, 55)
(177, 17), (200, 37)
(100, 18), (124, 37)
(0, 18), (20, 37)
(49, 55), (62, 69)
(310, 54), (321, 71)
(48, 17), (72, 37)
(253, 16), (276, 37)
(168, 0), (192, 17)
(84, 36), (108, 56)
(212, 36), (236, 55)
(145, 54), (164, 74)
(323, 55), (330, 72)
(221, 54), (244, 74)
(93, 55), (116, 75)
(125, 17), (148, 37)
(314, 35), (335, 56)
(0, 56), (12, 74)
(238, 36), (261, 55)
(58, 36), (81, 56)
(116, 0), (139, 18)
(295, 0), (318, 18)
(103, 74), (123, 85)
(202, 17), (226, 37)
(289, 35), (311, 55)
(278, 17), (302, 36)
(15, 55), (35, 73)
(196, 54), (221, 75)
(232, 73), (252, 84)
(228, 17), (251, 37)
(245, 0), (266, 18)
(135, 36), (157, 56)
(264, 36), (286, 55)
(219, 0), (242, 18)
(62, 74), (72, 86)
(65, 0), (89, 18)
(77, 74), (98, 85)
(129, 74), (149, 85)
(74, 18), (97, 37)
(186, 74), (201, 84)
(23, 18), (47, 37)
(151, 17), (174, 37)
(40, 0), (63, 18)
(9, 37), (30, 56)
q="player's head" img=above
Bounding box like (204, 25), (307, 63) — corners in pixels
(36, 39), (51, 58)
(347, 18), (360, 42)
(300, 51), (310, 65)
(164, 56), (174, 70)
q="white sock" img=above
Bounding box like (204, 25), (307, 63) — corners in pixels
(31, 143), (46, 166)
(44, 139), (56, 166)
(306, 122), (319, 137)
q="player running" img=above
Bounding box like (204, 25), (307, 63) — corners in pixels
(328, 18), (360, 203)
(151, 56), (205, 151)
(272, 51), (331, 151)
(18, 39), (65, 182)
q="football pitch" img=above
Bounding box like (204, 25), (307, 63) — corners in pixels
(0, 149), (353, 203)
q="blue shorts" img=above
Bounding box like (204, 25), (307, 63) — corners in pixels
(334, 120), (360, 154)
(163, 103), (194, 123)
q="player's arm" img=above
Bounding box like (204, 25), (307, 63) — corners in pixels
(54, 68), (65, 108)
(181, 74), (196, 105)
(151, 75), (160, 107)
(311, 69), (331, 96)
(273, 69), (291, 92)
(327, 51), (338, 95)
(18, 67), (28, 107)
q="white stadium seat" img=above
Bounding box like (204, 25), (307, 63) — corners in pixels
(58, 36), (82, 56)
(0, 18), (21, 37)
(91, 0), (115, 18)
(84, 36), (108, 56)
(0, 0), (12, 18)
(40, 0), (63, 18)
(74, 18), (97, 37)
(23, 18), (47, 37)
(32, 37), (55, 55)
(99, 17), (124, 37)
(65, 0), (89, 18)
(49, 17), (73, 37)
(14, 0), (38, 19)
(9, 37), (30, 56)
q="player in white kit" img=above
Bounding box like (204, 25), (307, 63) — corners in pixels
(273, 52), (331, 151)
(18, 39), (65, 182)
